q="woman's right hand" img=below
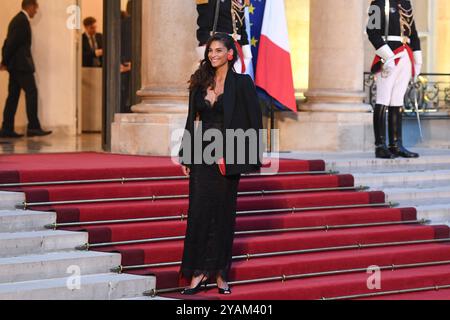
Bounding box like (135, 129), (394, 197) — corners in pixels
(182, 166), (191, 177)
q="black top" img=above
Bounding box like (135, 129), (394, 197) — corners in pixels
(1, 12), (35, 73)
(195, 89), (225, 128)
(197, 0), (249, 46)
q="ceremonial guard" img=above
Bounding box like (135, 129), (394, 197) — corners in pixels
(367, 0), (422, 159)
(196, 0), (252, 74)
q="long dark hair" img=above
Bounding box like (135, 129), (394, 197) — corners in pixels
(189, 33), (238, 91)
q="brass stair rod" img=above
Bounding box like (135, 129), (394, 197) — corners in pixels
(49, 202), (397, 229)
(80, 219), (425, 250)
(322, 284), (450, 301)
(0, 170), (339, 188)
(21, 186), (369, 209)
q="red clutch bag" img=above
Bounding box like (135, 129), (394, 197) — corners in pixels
(218, 158), (227, 176)
(218, 158), (272, 176)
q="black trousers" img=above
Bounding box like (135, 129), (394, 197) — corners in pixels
(2, 71), (41, 131)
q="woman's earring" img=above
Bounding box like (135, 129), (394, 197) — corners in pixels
(228, 53), (234, 61)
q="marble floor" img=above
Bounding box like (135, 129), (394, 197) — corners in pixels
(0, 133), (104, 154)
(2, 132), (450, 159)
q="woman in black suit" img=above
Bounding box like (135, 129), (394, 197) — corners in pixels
(178, 33), (263, 295)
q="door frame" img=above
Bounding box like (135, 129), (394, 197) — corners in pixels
(101, 0), (142, 151)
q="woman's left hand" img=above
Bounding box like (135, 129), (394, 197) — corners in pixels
(182, 165), (191, 177)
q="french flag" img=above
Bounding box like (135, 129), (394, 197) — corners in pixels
(254, 0), (297, 113)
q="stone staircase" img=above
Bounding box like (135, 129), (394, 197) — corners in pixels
(283, 148), (450, 226)
(2, 148), (450, 300)
(0, 192), (155, 300)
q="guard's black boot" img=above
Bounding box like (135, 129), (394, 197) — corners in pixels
(373, 104), (395, 159)
(388, 107), (419, 158)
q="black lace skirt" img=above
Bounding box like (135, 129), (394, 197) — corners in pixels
(180, 160), (241, 283)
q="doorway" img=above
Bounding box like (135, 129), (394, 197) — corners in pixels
(78, 0), (141, 152)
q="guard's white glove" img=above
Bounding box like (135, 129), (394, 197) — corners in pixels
(234, 44), (253, 74)
(196, 45), (206, 62)
(242, 44), (253, 71)
(376, 44), (396, 78)
(413, 51), (423, 82)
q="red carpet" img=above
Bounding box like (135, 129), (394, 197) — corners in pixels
(1, 152), (449, 300)
(0, 152), (324, 184)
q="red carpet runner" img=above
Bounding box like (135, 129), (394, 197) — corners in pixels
(1, 152), (450, 300)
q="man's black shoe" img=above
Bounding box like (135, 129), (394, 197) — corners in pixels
(0, 130), (24, 138)
(27, 129), (53, 137)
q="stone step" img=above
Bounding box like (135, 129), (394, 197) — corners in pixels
(384, 186), (450, 207)
(0, 273), (155, 300)
(0, 210), (55, 233)
(327, 156), (450, 174)
(416, 204), (450, 226)
(0, 251), (121, 284)
(0, 230), (87, 258)
(277, 149), (450, 174)
(0, 191), (25, 210)
(354, 170), (450, 189)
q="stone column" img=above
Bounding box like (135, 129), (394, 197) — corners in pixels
(303, 0), (370, 112)
(112, 0), (198, 155)
(277, 0), (373, 152)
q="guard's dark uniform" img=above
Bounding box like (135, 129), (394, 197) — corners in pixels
(367, 0), (422, 159)
(196, 0), (252, 74)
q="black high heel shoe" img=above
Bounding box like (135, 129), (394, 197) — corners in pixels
(181, 276), (209, 295)
(218, 287), (232, 295)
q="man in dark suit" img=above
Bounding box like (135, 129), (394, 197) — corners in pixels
(0, 0), (52, 138)
(82, 17), (103, 68)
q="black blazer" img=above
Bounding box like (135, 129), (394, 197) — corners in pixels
(82, 33), (103, 67)
(1, 12), (35, 73)
(179, 71), (264, 176)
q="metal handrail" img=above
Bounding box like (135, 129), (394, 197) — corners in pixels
(143, 258), (450, 297)
(364, 72), (450, 113)
(47, 202), (397, 230)
(0, 170), (339, 188)
(19, 185), (369, 210)
(77, 218), (423, 250)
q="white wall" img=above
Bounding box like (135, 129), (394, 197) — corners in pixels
(0, 0), (79, 135)
(81, 0), (103, 33)
(80, 0), (128, 34)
